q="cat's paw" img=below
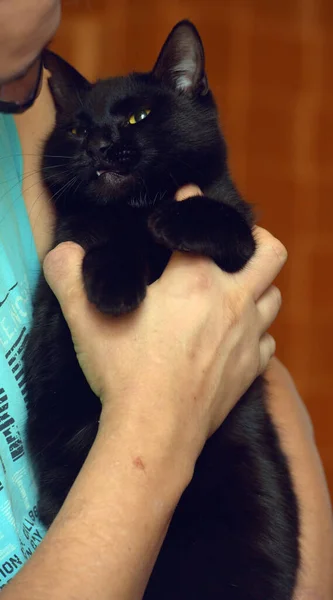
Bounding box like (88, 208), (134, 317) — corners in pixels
(82, 246), (148, 315)
(148, 196), (255, 273)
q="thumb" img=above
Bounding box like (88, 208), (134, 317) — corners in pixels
(43, 242), (89, 330)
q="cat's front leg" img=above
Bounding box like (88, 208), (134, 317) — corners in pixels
(82, 239), (149, 316)
(148, 196), (255, 272)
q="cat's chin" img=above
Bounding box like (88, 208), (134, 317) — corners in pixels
(94, 171), (135, 194)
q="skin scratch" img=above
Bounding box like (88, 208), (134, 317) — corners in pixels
(133, 456), (146, 471)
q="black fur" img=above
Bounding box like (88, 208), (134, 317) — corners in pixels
(24, 21), (299, 599)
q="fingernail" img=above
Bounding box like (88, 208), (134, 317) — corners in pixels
(175, 184), (203, 202)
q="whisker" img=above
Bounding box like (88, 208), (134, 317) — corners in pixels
(75, 89), (84, 108)
(50, 176), (78, 206)
(173, 155), (203, 177)
(41, 163), (70, 170)
(1, 164), (72, 187)
(0, 168), (75, 228)
(0, 153), (72, 162)
(72, 178), (82, 197)
(169, 171), (179, 187)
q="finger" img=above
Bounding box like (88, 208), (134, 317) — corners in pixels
(238, 227), (288, 301)
(156, 184), (206, 287)
(43, 242), (90, 329)
(256, 285), (282, 336)
(175, 184), (203, 201)
(258, 333), (276, 374)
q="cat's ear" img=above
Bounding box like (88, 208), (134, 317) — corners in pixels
(152, 20), (209, 96)
(43, 50), (92, 111)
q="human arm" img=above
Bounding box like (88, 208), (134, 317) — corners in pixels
(266, 358), (333, 600)
(1, 224), (285, 599)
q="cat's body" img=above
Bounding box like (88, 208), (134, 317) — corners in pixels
(24, 21), (299, 599)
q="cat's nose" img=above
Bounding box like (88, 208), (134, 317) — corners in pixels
(87, 137), (111, 158)
(98, 140), (110, 156)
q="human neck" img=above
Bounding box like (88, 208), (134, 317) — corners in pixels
(14, 70), (56, 262)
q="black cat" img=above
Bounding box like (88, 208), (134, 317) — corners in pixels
(24, 21), (299, 599)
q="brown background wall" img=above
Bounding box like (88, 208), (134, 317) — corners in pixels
(51, 0), (333, 496)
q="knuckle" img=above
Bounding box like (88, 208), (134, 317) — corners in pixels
(43, 243), (78, 281)
(269, 335), (276, 355)
(223, 305), (238, 331)
(270, 239), (288, 263)
(45, 241), (78, 263)
(271, 285), (282, 308)
(259, 334), (276, 373)
(188, 258), (215, 293)
(223, 290), (248, 331)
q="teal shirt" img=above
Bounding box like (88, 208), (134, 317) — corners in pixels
(0, 114), (46, 588)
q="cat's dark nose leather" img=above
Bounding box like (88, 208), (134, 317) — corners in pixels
(87, 137), (111, 158)
(87, 139), (139, 171)
(98, 141), (110, 155)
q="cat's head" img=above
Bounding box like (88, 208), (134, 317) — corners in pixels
(43, 20), (226, 213)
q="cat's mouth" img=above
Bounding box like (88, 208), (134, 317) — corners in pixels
(93, 168), (134, 188)
(95, 169), (128, 180)
(94, 147), (140, 180)
(96, 170), (111, 177)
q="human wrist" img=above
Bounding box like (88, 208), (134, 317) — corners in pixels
(98, 394), (196, 496)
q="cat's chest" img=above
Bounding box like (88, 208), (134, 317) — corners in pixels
(54, 207), (171, 282)
(54, 206), (146, 246)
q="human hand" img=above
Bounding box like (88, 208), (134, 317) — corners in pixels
(43, 186), (286, 466)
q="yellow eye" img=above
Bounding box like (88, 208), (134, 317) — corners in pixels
(128, 108), (151, 125)
(70, 126), (87, 137)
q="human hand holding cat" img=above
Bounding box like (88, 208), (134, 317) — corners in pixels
(42, 185), (286, 465)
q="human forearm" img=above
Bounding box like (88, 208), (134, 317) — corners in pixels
(2, 407), (189, 600)
(266, 358), (333, 599)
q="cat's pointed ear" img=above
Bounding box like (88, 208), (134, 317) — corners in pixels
(152, 20), (209, 95)
(43, 50), (92, 111)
